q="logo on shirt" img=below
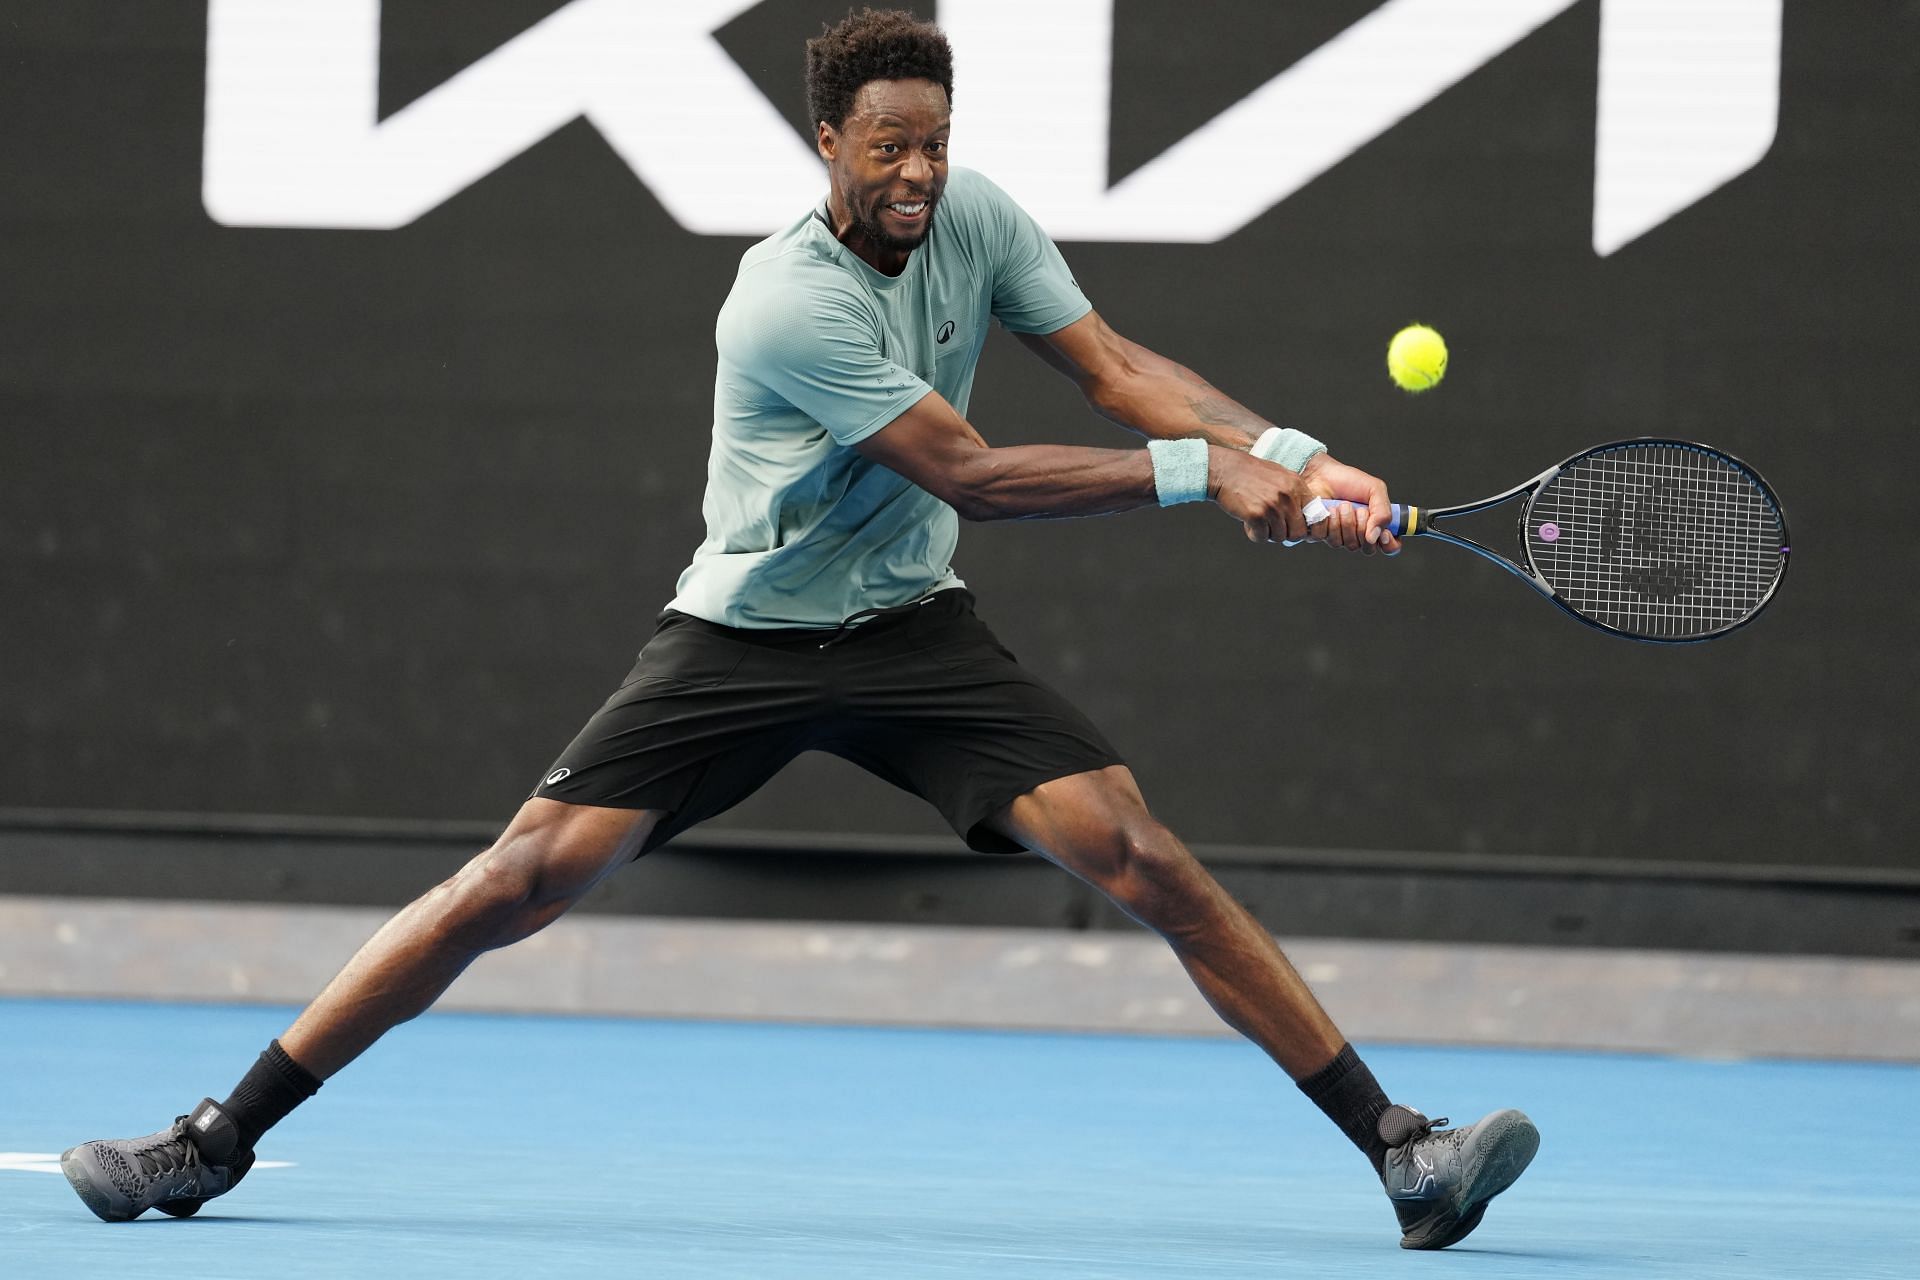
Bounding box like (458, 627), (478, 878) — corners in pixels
(936, 320), (955, 345)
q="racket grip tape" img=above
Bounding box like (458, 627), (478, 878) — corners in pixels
(1301, 498), (1415, 537)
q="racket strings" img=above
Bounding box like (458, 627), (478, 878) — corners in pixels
(1525, 443), (1786, 640)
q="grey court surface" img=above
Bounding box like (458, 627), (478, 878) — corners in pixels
(6, 897), (1918, 1060)
(2, 997), (1913, 1278)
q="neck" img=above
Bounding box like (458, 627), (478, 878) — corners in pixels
(825, 193), (912, 277)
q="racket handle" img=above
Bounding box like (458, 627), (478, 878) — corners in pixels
(1301, 497), (1415, 537)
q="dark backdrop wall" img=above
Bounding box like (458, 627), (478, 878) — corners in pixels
(3, 1), (1912, 871)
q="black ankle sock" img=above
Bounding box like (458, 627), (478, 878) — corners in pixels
(219, 1040), (323, 1151)
(1297, 1042), (1392, 1173)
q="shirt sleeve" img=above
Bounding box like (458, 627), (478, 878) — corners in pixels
(718, 262), (934, 447)
(972, 173), (1093, 335)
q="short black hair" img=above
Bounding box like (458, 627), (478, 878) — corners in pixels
(805, 8), (953, 132)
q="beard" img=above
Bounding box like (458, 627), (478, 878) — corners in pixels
(855, 191), (940, 253)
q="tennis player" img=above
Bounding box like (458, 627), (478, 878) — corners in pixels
(63, 9), (1536, 1248)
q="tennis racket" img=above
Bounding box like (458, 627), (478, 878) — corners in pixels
(1304, 438), (1790, 643)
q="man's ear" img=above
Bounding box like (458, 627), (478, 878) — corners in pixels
(816, 121), (837, 162)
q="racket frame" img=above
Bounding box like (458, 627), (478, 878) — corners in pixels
(1401, 437), (1791, 644)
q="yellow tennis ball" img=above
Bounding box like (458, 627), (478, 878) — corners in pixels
(1387, 324), (1448, 392)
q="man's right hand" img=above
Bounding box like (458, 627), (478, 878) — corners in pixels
(1209, 447), (1399, 555)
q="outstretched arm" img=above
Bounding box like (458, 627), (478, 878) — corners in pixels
(1013, 311), (1401, 550)
(1015, 310), (1274, 449)
(853, 387), (1392, 551)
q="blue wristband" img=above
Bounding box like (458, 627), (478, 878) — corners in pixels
(1148, 438), (1209, 506)
(1251, 426), (1326, 473)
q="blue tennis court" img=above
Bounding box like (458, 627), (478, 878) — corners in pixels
(2, 997), (1911, 1277)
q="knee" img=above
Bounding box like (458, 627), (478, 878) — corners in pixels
(1099, 829), (1228, 943)
(1081, 819), (1195, 909)
(434, 834), (564, 947)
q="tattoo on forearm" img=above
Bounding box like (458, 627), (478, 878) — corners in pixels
(1130, 358), (1266, 446)
(1171, 365), (1217, 392)
(1184, 393), (1264, 431)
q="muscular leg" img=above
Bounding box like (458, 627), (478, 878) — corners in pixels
(282, 798), (660, 1079)
(994, 769), (1544, 1248)
(58, 798), (663, 1221)
(988, 765), (1343, 1078)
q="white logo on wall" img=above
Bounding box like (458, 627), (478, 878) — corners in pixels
(202, 0), (1780, 256)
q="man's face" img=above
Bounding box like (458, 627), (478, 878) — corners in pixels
(819, 78), (951, 262)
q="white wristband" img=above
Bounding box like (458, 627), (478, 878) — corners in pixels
(1147, 438), (1209, 506)
(1250, 426), (1327, 473)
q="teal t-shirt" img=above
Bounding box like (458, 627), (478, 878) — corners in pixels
(668, 167), (1092, 628)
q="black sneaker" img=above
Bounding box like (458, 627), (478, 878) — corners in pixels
(1378, 1104), (1538, 1250)
(61, 1099), (255, 1222)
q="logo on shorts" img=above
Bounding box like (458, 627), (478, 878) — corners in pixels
(936, 320), (955, 344)
(544, 767), (571, 786)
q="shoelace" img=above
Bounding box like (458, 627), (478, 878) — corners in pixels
(1381, 1106), (1454, 1150)
(130, 1119), (202, 1178)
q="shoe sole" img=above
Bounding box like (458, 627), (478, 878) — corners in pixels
(1399, 1109), (1541, 1251)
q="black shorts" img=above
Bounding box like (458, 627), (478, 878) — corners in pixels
(532, 589), (1124, 855)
